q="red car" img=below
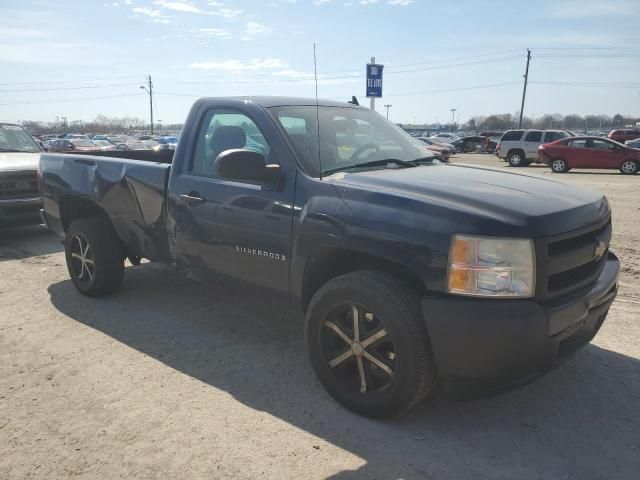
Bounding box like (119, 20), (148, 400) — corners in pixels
(608, 129), (640, 143)
(538, 136), (640, 174)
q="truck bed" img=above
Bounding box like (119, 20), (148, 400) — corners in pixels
(40, 153), (173, 262)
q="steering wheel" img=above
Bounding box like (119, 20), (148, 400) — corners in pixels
(350, 143), (380, 161)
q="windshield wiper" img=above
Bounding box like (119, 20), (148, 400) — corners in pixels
(0, 148), (36, 153)
(324, 158), (417, 176)
(407, 155), (437, 164)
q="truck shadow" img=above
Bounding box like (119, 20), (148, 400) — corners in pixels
(47, 263), (640, 479)
(0, 225), (62, 262)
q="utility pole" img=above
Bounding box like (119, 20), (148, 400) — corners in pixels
(384, 104), (392, 119)
(450, 108), (456, 132)
(140, 74), (154, 135)
(518, 49), (531, 128)
(369, 56), (376, 111)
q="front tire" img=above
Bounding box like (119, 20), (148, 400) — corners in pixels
(551, 158), (568, 173)
(305, 271), (437, 418)
(65, 217), (125, 297)
(508, 150), (525, 167)
(620, 160), (638, 175)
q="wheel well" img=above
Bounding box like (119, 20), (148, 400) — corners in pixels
(59, 196), (109, 231)
(301, 248), (426, 312)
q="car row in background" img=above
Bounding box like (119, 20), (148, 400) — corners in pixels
(39, 133), (178, 153)
(494, 128), (639, 174)
(416, 137), (455, 160)
(496, 129), (572, 166)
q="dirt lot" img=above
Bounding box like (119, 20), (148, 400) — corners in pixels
(1, 154), (639, 480)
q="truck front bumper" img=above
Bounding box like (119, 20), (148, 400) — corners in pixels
(0, 197), (43, 227)
(422, 252), (619, 398)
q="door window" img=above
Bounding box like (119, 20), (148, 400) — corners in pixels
(544, 131), (568, 143)
(524, 131), (542, 142)
(191, 110), (272, 178)
(591, 139), (616, 151)
(500, 130), (524, 141)
(569, 139), (588, 148)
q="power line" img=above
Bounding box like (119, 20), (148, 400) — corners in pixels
(175, 55), (522, 86)
(381, 81), (521, 98)
(0, 74), (147, 86)
(186, 49), (524, 80)
(534, 54), (640, 58)
(530, 80), (640, 88)
(0, 82), (141, 93)
(532, 46), (640, 50)
(0, 92), (146, 106)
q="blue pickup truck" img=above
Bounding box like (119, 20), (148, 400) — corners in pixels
(40, 97), (619, 417)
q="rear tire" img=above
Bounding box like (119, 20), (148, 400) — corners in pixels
(65, 217), (125, 297)
(620, 160), (638, 175)
(551, 158), (568, 173)
(508, 150), (525, 167)
(305, 270), (437, 418)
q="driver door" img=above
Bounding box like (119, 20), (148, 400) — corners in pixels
(171, 109), (295, 294)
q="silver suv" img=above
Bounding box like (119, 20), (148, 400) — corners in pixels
(497, 129), (571, 167)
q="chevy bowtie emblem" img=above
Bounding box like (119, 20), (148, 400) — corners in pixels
(594, 240), (607, 260)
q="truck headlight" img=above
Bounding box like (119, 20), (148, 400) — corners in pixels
(448, 235), (535, 298)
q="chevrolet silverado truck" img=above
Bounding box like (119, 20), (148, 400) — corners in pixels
(40, 97), (619, 418)
(0, 123), (43, 227)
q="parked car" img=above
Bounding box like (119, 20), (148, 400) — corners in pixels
(608, 129), (640, 143)
(114, 140), (149, 151)
(48, 139), (106, 153)
(40, 96), (620, 418)
(496, 129), (571, 166)
(538, 136), (640, 174)
(0, 123), (42, 227)
(416, 137), (453, 159)
(451, 136), (485, 153)
(625, 138), (640, 149)
(430, 132), (456, 141)
(418, 137), (456, 151)
(63, 134), (90, 140)
(92, 140), (116, 149)
(483, 136), (501, 153)
(153, 136), (178, 151)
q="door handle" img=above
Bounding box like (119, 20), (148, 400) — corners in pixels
(179, 193), (206, 205)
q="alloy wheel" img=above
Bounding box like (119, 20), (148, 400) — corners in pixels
(552, 159), (566, 172)
(621, 161), (637, 174)
(69, 234), (95, 284)
(321, 303), (396, 394)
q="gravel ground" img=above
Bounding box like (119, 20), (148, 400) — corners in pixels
(1, 153), (638, 479)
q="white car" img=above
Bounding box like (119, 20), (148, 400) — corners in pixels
(0, 123), (43, 227)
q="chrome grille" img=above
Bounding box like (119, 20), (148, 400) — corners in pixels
(538, 218), (611, 300)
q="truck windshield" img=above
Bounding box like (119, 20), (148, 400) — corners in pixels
(269, 105), (435, 177)
(0, 124), (41, 153)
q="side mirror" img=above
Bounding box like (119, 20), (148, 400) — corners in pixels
(214, 149), (280, 184)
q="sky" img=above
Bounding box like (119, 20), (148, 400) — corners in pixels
(1, 0), (639, 126)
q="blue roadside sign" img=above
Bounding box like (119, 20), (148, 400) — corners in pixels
(366, 63), (383, 98)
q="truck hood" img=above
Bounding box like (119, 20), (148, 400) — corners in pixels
(329, 163), (609, 237)
(0, 152), (40, 172)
